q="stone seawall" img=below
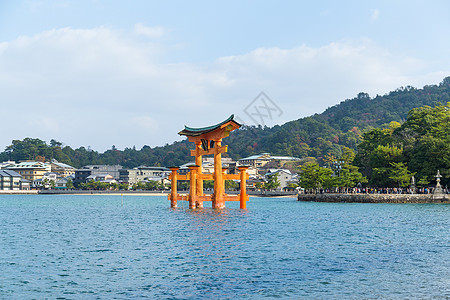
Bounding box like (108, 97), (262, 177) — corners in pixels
(38, 190), (298, 197)
(0, 190), (39, 195)
(298, 193), (450, 203)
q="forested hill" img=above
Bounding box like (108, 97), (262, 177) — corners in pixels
(225, 76), (450, 161)
(1, 77), (449, 168)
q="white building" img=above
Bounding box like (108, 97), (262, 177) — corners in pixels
(238, 153), (301, 168)
(264, 169), (297, 190)
(119, 166), (170, 185)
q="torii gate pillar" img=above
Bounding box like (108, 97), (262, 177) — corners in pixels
(212, 139), (224, 208)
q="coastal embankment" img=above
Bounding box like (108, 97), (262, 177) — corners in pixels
(0, 190), (39, 195)
(298, 193), (450, 203)
(37, 190), (298, 198)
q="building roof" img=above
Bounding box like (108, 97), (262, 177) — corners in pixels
(239, 153), (301, 161)
(0, 161), (15, 169)
(239, 154), (267, 161)
(179, 162), (196, 168)
(133, 166), (170, 171)
(96, 174), (113, 178)
(270, 156), (301, 161)
(43, 172), (58, 176)
(51, 161), (75, 169)
(101, 179), (117, 183)
(178, 114), (241, 137)
(0, 170), (22, 177)
(81, 165), (122, 170)
(9, 161), (48, 169)
(265, 169), (292, 176)
(144, 176), (167, 181)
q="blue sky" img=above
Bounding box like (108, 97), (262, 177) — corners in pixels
(0, 0), (449, 152)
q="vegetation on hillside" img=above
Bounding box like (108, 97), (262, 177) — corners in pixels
(299, 147), (367, 191)
(355, 102), (450, 186)
(0, 77), (449, 173)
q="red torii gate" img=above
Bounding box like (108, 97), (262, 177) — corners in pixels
(168, 115), (249, 209)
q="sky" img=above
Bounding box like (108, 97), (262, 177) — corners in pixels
(0, 0), (449, 152)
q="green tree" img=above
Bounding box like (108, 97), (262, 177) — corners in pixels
(177, 181), (189, 190)
(42, 178), (49, 189)
(355, 128), (395, 177)
(87, 179), (98, 190)
(417, 176), (430, 188)
(337, 166), (367, 190)
(225, 180), (238, 190)
(254, 182), (264, 190)
(335, 148), (367, 189)
(66, 178), (74, 189)
(286, 183), (299, 190)
(145, 180), (159, 190)
(265, 173), (281, 190)
(299, 162), (333, 190)
(98, 182), (110, 190)
(119, 183), (129, 190)
(132, 181), (145, 190)
(203, 180), (214, 189)
(388, 162), (415, 187)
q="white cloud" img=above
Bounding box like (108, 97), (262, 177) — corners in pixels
(134, 23), (166, 38)
(0, 26), (446, 152)
(371, 9), (380, 21)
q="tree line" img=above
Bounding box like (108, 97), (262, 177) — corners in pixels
(0, 77), (449, 189)
(298, 102), (450, 189)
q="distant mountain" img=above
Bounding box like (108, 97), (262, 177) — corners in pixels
(1, 77), (449, 168)
(224, 76), (450, 161)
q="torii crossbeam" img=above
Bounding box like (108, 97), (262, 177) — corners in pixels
(168, 115), (249, 209)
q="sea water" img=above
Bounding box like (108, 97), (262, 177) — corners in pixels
(0, 195), (449, 299)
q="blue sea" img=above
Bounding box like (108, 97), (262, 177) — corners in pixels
(0, 195), (449, 299)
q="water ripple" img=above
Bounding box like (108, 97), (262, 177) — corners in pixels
(0, 196), (449, 299)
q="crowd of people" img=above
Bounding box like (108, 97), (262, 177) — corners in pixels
(302, 186), (449, 194)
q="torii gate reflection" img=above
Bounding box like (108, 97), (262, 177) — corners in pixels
(168, 115), (249, 209)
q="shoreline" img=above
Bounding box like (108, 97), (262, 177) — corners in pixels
(0, 190), (298, 199)
(298, 193), (450, 204)
(0, 190), (39, 195)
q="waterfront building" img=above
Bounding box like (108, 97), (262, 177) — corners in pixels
(227, 161), (258, 177)
(178, 158), (237, 175)
(238, 153), (301, 168)
(177, 163), (191, 176)
(0, 170), (22, 190)
(74, 169), (92, 185)
(246, 177), (266, 191)
(55, 177), (71, 189)
(201, 157), (234, 174)
(49, 160), (76, 177)
(32, 172), (58, 189)
(20, 179), (31, 190)
(82, 165), (122, 179)
(74, 165), (122, 185)
(7, 161), (51, 181)
(119, 166), (170, 185)
(264, 169), (296, 190)
(86, 174), (118, 184)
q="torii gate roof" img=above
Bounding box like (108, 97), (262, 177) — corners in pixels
(178, 114), (241, 137)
